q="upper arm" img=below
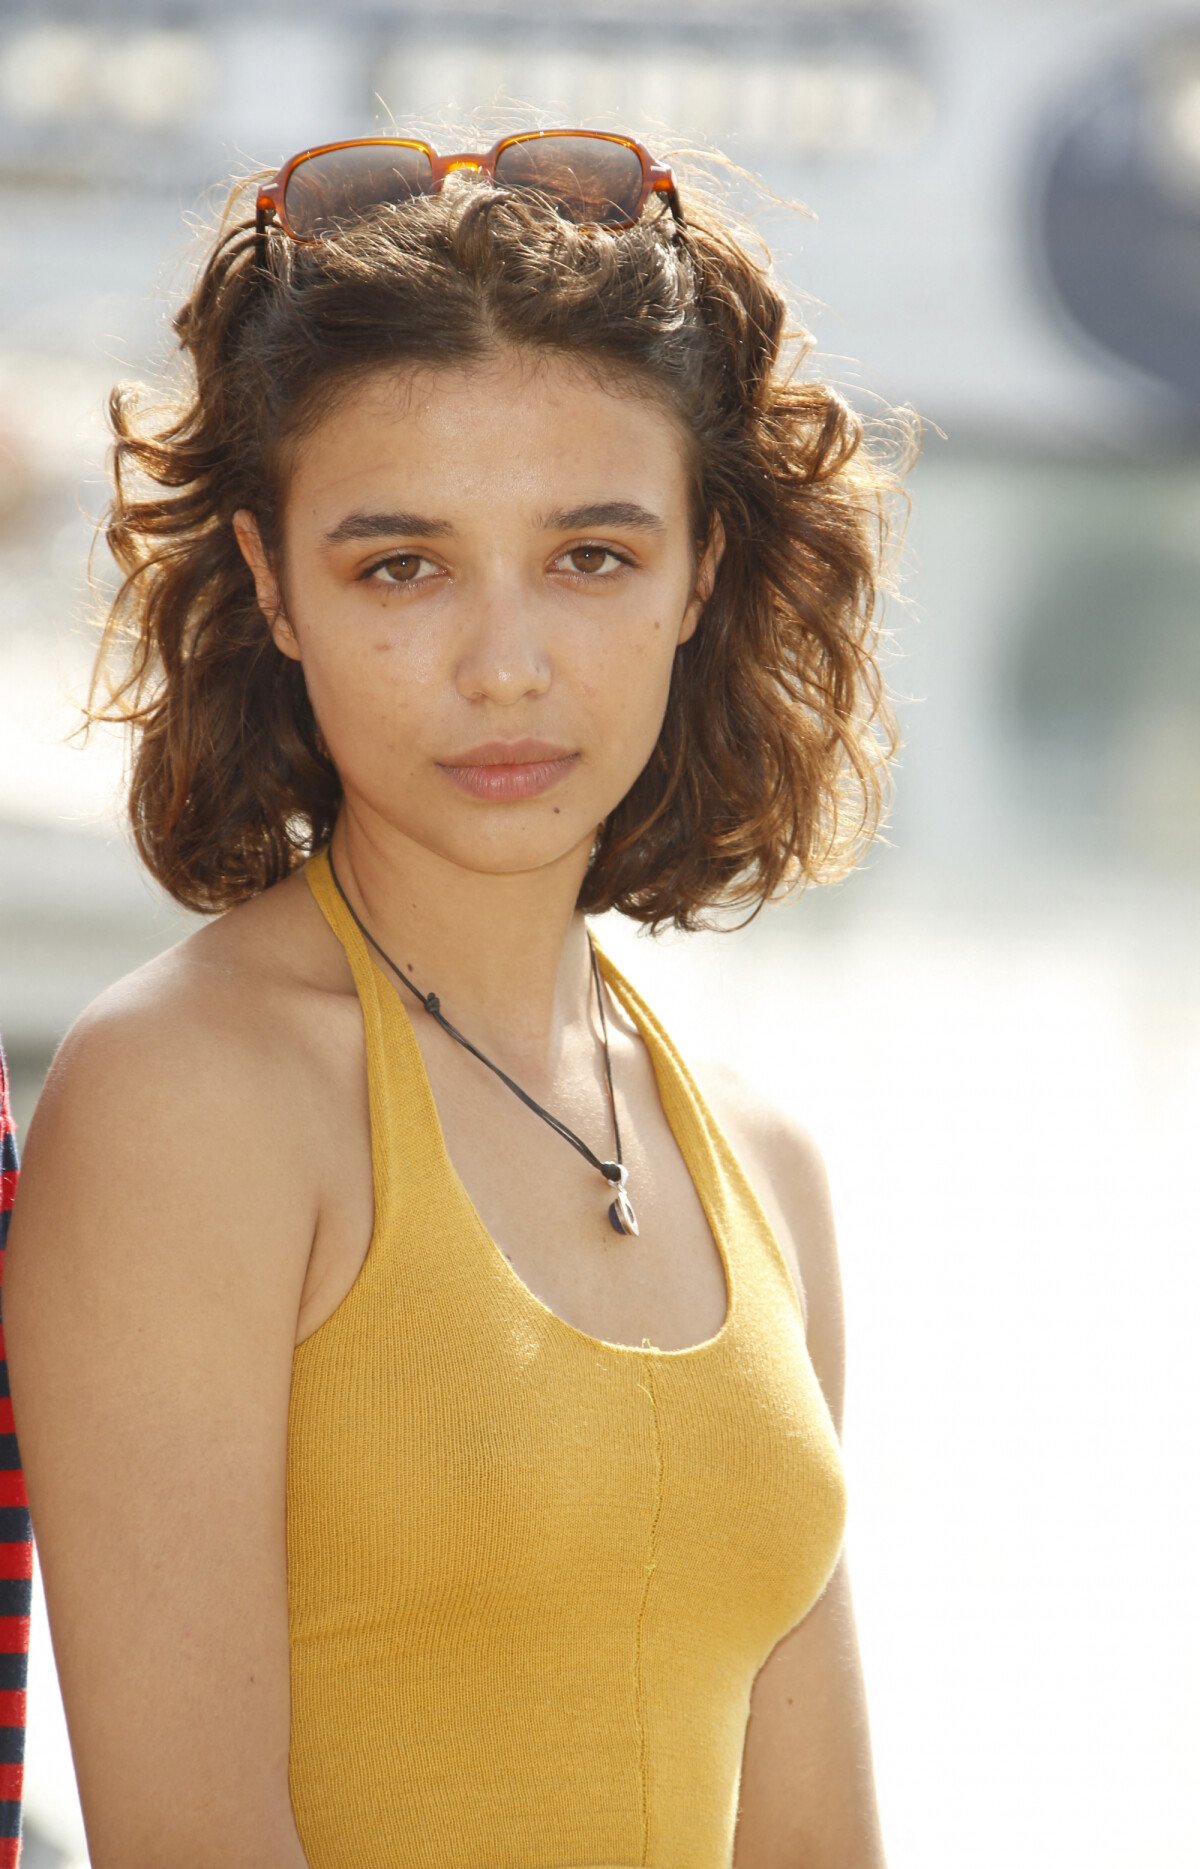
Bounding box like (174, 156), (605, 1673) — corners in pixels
(735, 1554), (887, 1869)
(703, 1074), (886, 1867)
(1, 981), (318, 1868)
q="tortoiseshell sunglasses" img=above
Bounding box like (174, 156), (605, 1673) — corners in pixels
(254, 129), (686, 266)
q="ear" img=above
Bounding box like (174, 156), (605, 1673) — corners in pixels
(676, 509), (726, 650)
(231, 509), (302, 663)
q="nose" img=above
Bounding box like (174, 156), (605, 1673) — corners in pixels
(453, 580), (553, 704)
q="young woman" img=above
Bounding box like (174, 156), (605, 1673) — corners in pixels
(3, 128), (914, 1869)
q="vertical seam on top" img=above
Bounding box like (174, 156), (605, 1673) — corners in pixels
(634, 1344), (664, 1865)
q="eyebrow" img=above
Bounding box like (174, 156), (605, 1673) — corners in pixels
(321, 500), (669, 546)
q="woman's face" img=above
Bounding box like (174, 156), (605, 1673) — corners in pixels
(234, 345), (724, 884)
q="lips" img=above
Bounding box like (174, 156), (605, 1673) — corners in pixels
(441, 738), (575, 767)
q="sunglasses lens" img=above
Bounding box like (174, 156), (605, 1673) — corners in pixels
(493, 135), (645, 225)
(283, 144), (435, 238)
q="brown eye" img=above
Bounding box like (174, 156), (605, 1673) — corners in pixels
(360, 553), (436, 589)
(377, 555), (421, 582)
(562, 545), (631, 577)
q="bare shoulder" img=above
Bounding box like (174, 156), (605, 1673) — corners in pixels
(689, 1054), (822, 1166)
(49, 859), (331, 1133)
(1, 867), (328, 1862)
(21, 860), (335, 1293)
(689, 1057), (847, 1437)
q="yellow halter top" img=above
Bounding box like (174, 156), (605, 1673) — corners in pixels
(286, 844), (847, 1869)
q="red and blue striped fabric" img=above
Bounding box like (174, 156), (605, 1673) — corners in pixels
(0, 1033), (30, 1868)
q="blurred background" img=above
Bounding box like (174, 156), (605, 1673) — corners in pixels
(2, 1), (1198, 1865)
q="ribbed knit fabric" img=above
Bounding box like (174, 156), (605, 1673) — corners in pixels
(287, 843), (847, 1869)
(0, 1035), (30, 1869)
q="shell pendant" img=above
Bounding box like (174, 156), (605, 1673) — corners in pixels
(603, 1161), (639, 1236)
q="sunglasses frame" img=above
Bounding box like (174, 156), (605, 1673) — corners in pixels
(254, 129), (685, 265)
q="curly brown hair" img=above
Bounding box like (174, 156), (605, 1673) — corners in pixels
(79, 130), (921, 934)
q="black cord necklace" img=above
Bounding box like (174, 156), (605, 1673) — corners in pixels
(325, 845), (639, 1236)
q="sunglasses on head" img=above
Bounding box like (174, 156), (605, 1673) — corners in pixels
(254, 129), (685, 265)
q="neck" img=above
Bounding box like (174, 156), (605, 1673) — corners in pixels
(325, 809), (603, 1091)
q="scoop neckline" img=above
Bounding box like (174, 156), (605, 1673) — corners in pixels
(331, 890), (738, 1360)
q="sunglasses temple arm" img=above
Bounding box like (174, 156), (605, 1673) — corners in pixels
(253, 202), (275, 274)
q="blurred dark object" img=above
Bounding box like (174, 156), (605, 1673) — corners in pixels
(1032, 25), (1200, 425)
